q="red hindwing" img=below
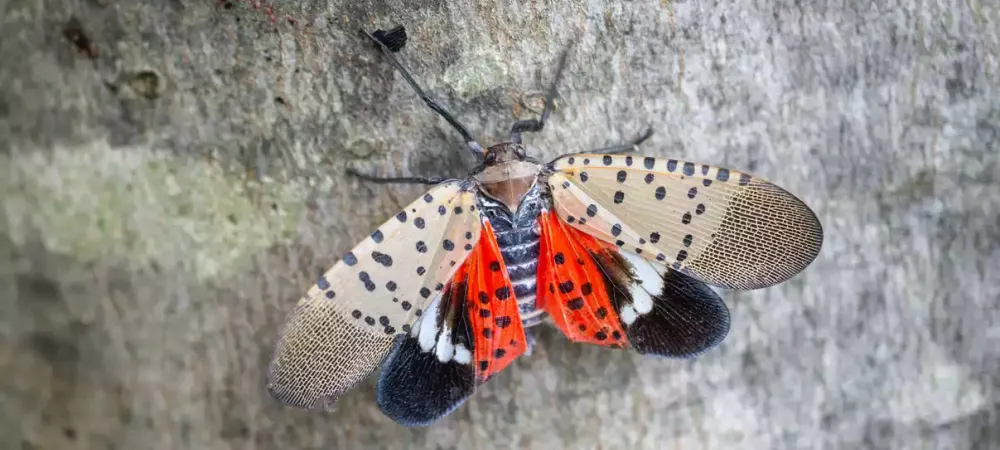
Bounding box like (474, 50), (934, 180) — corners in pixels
(536, 210), (628, 347)
(453, 220), (527, 382)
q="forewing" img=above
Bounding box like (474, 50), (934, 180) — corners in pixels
(547, 154), (823, 290)
(536, 210), (627, 346)
(266, 181), (482, 411)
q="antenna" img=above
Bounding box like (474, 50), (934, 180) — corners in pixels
(361, 27), (485, 157)
(508, 42), (574, 144)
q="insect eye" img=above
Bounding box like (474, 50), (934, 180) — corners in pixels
(514, 147), (526, 160)
(484, 152), (498, 165)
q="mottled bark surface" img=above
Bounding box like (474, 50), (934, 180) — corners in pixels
(2, 1), (998, 449)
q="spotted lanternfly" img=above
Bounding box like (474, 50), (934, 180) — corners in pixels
(266, 26), (824, 426)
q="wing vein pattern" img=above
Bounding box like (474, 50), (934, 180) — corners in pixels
(547, 154), (823, 290)
(267, 181), (482, 410)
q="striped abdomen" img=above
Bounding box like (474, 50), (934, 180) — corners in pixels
(478, 184), (547, 328)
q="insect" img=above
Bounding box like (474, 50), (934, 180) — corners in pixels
(266, 26), (824, 426)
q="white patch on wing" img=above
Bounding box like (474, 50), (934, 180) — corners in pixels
(622, 251), (665, 315)
(435, 325), (455, 362)
(619, 304), (638, 325)
(408, 316), (422, 338)
(417, 295), (442, 352)
(453, 344), (472, 364)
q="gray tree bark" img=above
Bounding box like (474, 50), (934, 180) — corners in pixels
(2, 0), (998, 449)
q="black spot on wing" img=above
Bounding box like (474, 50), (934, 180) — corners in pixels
(372, 251), (393, 267)
(343, 252), (358, 266)
(358, 271), (376, 291)
(376, 335), (475, 427)
(624, 270), (730, 358)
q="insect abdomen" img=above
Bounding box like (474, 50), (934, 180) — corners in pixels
(478, 186), (547, 328)
(494, 227), (544, 327)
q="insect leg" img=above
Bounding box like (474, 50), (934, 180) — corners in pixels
(583, 126), (654, 154)
(508, 45), (573, 144)
(346, 168), (451, 186)
(360, 28), (485, 157)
